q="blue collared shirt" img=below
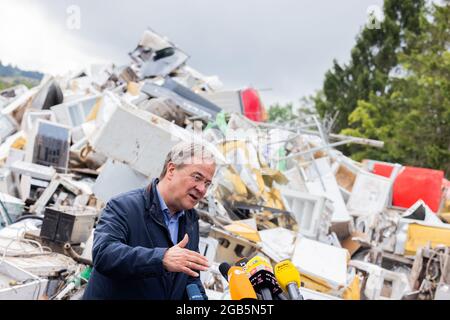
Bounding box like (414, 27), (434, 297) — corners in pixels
(155, 186), (185, 245)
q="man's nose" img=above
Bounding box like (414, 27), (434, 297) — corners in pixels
(195, 182), (207, 195)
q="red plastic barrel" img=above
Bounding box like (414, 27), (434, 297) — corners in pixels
(241, 88), (266, 122)
(373, 163), (444, 213)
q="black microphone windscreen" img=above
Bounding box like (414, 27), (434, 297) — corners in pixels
(219, 262), (231, 281)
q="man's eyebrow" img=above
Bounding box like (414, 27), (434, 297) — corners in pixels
(193, 171), (212, 183)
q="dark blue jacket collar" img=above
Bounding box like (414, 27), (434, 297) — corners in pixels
(145, 178), (197, 226)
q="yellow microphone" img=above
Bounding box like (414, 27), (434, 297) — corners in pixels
(228, 266), (257, 300)
(245, 256), (285, 300)
(274, 260), (303, 300)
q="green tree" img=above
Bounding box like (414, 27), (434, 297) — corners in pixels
(0, 80), (7, 91)
(314, 0), (425, 132)
(342, 0), (450, 174)
(268, 102), (296, 123)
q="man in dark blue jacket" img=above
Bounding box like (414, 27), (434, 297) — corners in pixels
(83, 142), (216, 300)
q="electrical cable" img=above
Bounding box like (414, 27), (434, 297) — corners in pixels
(14, 215), (44, 223)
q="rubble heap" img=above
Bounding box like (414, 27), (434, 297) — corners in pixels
(0, 29), (449, 300)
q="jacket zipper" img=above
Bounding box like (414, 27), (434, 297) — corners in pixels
(149, 207), (175, 246)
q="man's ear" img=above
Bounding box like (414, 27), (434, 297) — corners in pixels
(166, 162), (176, 180)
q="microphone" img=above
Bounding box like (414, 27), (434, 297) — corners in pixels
(235, 257), (249, 269)
(274, 260), (303, 300)
(245, 256), (283, 300)
(186, 284), (204, 300)
(219, 262), (231, 281)
(228, 266), (257, 300)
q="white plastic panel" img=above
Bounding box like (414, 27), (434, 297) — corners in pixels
(292, 236), (348, 289)
(347, 171), (391, 217)
(280, 187), (332, 240)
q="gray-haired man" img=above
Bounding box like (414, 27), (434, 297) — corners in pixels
(83, 142), (216, 300)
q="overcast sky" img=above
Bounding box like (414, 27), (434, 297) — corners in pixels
(0, 0), (384, 106)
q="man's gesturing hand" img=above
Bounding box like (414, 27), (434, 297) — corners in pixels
(162, 234), (210, 277)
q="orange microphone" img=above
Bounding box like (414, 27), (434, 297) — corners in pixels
(219, 262), (257, 300)
(228, 266), (257, 300)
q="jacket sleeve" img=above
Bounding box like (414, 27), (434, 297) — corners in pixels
(185, 218), (208, 300)
(92, 197), (167, 280)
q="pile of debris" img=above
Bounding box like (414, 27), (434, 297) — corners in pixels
(1, 29), (449, 300)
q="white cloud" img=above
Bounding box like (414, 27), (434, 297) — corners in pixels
(0, 0), (386, 106)
(0, 0), (112, 75)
